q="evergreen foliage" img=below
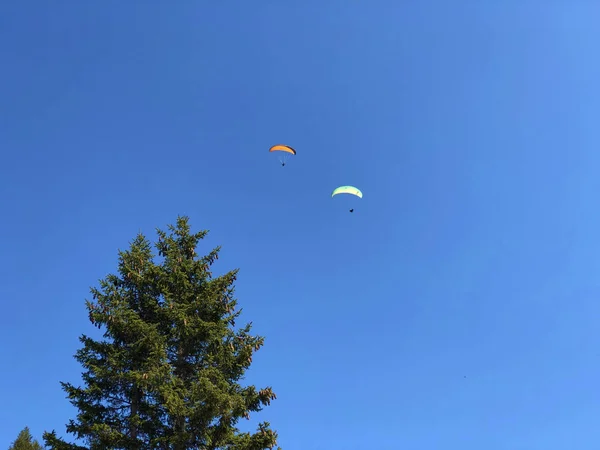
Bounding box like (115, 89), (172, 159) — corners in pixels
(43, 217), (279, 449)
(8, 427), (44, 450)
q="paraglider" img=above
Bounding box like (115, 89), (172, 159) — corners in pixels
(269, 144), (296, 166)
(331, 186), (362, 212)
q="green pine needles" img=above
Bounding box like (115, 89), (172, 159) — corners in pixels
(43, 216), (280, 450)
(9, 427), (44, 450)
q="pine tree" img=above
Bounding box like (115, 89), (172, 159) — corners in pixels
(43, 217), (280, 450)
(8, 427), (44, 450)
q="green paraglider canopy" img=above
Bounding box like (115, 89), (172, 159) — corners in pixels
(331, 186), (363, 198)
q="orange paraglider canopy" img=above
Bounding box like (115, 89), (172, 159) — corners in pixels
(269, 144), (296, 155)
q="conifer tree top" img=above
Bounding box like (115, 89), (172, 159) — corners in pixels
(9, 427), (44, 450)
(44, 216), (280, 450)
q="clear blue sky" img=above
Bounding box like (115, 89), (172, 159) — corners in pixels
(2, 2), (600, 449)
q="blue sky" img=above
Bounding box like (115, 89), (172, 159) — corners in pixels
(2, 2), (600, 449)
